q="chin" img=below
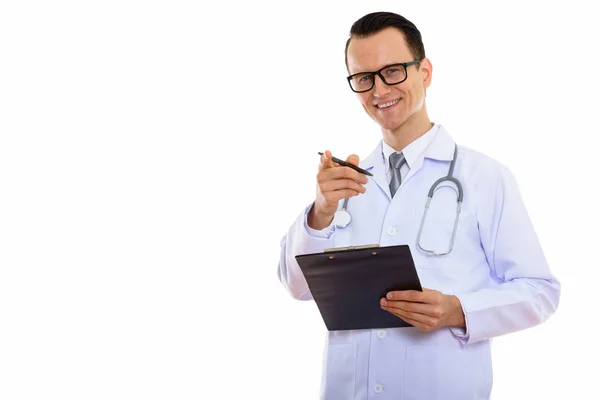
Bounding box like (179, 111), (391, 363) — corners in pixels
(378, 117), (405, 132)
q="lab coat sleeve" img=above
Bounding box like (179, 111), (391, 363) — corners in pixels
(454, 165), (560, 345)
(277, 203), (336, 300)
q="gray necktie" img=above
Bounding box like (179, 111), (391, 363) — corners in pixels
(389, 152), (406, 197)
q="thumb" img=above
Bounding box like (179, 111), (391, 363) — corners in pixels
(345, 154), (360, 167)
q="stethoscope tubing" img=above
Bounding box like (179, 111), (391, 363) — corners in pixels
(332, 145), (463, 256)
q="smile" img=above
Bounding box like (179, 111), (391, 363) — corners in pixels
(376, 99), (401, 110)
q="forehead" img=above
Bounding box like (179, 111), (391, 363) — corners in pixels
(347, 27), (413, 73)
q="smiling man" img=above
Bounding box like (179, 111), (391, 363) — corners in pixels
(277, 11), (560, 400)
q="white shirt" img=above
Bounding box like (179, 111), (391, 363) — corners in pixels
(381, 122), (438, 186)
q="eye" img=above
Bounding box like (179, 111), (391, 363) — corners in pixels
(358, 75), (372, 84)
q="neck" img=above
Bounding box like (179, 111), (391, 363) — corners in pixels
(382, 111), (432, 151)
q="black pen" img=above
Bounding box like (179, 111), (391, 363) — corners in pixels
(318, 152), (373, 176)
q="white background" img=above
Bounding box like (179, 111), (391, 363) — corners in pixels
(1, 1), (598, 399)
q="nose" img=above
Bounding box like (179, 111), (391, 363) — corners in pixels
(373, 74), (391, 98)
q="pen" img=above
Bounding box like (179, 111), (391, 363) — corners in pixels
(318, 152), (374, 176)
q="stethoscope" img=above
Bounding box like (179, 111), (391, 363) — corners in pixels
(332, 144), (463, 256)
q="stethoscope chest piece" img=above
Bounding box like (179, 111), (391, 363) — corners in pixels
(333, 208), (351, 229)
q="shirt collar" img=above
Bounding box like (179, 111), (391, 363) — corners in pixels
(381, 123), (439, 173)
(361, 123), (456, 172)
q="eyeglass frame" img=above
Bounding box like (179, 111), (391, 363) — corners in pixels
(346, 60), (422, 93)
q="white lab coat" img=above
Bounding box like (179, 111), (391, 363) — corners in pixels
(278, 124), (560, 400)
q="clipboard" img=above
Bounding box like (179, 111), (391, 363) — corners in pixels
(295, 244), (422, 331)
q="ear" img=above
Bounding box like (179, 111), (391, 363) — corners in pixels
(420, 57), (433, 89)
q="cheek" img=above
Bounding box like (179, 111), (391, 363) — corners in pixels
(357, 94), (374, 113)
(357, 93), (370, 107)
(409, 82), (425, 101)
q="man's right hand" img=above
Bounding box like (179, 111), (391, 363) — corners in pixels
(307, 150), (368, 230)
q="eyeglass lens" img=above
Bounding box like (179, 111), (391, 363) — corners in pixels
(349, 64), (407, 92)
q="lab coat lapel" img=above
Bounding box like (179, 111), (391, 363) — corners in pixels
(358, 126), (456, 200)
(422, 125), (456, 162)
(402, 125), (456, 184)
(360, 142), (391, 201)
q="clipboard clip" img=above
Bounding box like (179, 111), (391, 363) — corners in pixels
(324, 244), (380, 253)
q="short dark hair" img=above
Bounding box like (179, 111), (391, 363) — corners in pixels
(344, 12), (426, 69)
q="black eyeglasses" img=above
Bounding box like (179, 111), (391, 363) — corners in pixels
(346, 60), (421, 93)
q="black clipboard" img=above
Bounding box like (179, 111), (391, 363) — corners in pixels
(295, 244), (422, 331)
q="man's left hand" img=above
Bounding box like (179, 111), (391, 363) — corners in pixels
(380, 288), (466, 332)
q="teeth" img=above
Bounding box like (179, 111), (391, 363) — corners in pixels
(377, 99), (400, 108)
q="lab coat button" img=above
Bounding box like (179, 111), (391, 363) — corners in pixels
(374, 384), (383, 393)
(377, 330), (386, 338)
(387, 226), (397, 235)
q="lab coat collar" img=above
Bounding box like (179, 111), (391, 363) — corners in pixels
(422, 124), (455, 162)
(360, 124), (456, 199)
(382, 123), (439, 174)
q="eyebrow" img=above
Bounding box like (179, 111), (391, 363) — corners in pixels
(349, 63), (402, 75)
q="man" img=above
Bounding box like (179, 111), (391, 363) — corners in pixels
(277, 11), (560, 400)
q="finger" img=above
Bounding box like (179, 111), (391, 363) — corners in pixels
(380, 306), (428, 330)
(319, 150), (335, 171)
(320, 178), (367, 194)
(386, 290), (428, 303)
(345, 154), (360, 167)
(381, 305), (436, 326)
(320, 165), (369, 184)
(394, 309), (437, 327)
(322, 189), (362, 203)
(395, 314), (429, 331)
(382, 299), (439, 316)
(399, 316), (425, 329)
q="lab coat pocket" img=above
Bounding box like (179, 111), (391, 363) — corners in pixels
(404, 344), (489, 400)
(321, 344), (356, 400)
